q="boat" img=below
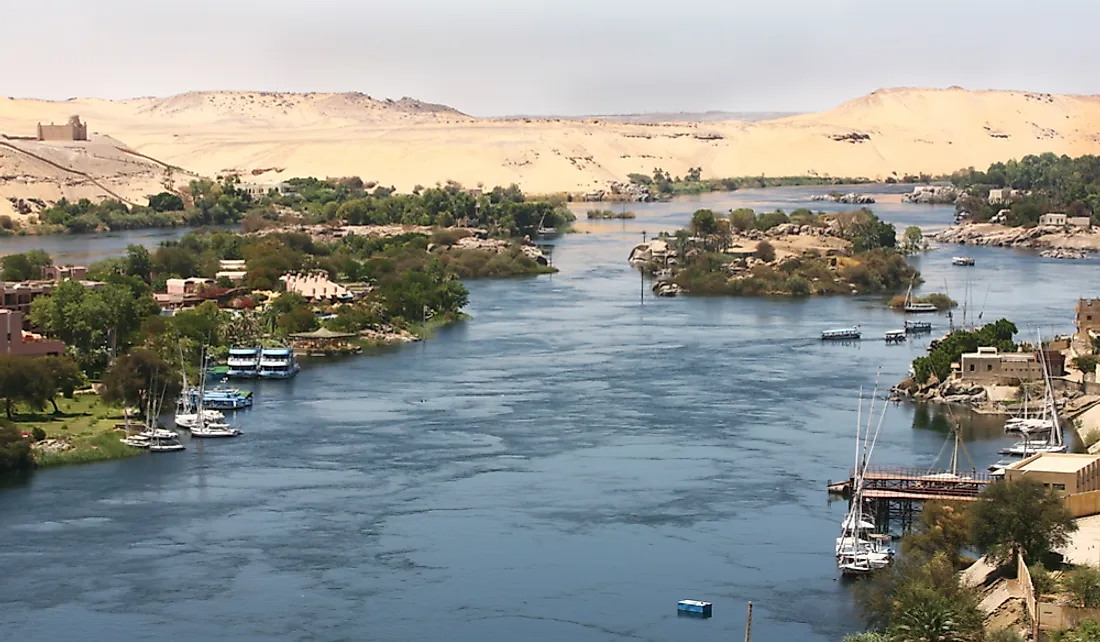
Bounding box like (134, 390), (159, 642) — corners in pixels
(190, 348), (244, 438)
(997, 335), (1066, 459)
(258, 347), (300, 379)
(226, 347), (261, 379)
(120, 434), (151, 448)
(174, 359), (227, 428)
(885, 330), (906, 344)
(904, 320), (932, 333)
(902, 279), (938, 314)
(125, 372), (185, 453)
(836, 386), (893, 577)
(203, 387), (254, 410)
(952, 256), (976, 266)
(676, 600), (712, 617)
(822, 327), (861, 341)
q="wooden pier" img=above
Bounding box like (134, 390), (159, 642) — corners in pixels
(831, 466), (993, 531)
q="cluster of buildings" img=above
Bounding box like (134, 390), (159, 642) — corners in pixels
(1038, 212), (1092, 229)
(0, 263), (99, 356)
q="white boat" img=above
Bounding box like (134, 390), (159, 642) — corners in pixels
(998, 334), (1066, 459)
(822, 327), (861, 341)
(227, 347), (261, 379)
(903, 279), (938, 313)
(139, 428), (179, 440)
(175, 362), (227, 428)
(836, 386), (893, 576)
(258, 347), (299, 379)
(175, 409), (225, 429)
(885, 330), (906, 344)
(149, 440), (186, 453)
(189, 349), (243, 439)
(120, 435), (151, 448)
(952, 256), (975, 266)
(904, 320), (932, 333)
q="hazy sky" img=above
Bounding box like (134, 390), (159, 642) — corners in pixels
(5, 0), (1098, 116)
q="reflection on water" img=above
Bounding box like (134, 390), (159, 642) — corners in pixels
(0, 186), (1095, 642)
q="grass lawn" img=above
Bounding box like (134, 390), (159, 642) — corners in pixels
(11, 394), (143, 468)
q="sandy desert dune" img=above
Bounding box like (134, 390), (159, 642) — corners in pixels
(2, 86), (1100, 218)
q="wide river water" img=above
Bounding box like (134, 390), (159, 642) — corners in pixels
(0, 185), (1094, 641)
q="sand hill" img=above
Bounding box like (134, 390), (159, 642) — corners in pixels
(2, 87), (1100, 218)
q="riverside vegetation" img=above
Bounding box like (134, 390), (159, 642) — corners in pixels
(0, 183), (564, 472)
(949, 153), (1100, 227)
(639, 207), (919, 297)
(624, 166), (874, 200)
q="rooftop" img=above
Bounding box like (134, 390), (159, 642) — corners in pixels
(1010, 453), (1100, 475)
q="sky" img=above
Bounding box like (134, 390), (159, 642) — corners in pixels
(4, 0), (1099, 117)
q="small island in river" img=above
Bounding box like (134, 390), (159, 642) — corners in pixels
(628, 207), (918, 297)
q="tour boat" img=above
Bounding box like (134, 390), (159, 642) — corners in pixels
(258, 347), (300, 379)
(885, 330), (906, 344)
(203, 387), (254, 410)
(904, 320), (932, 333)
(822, 327), (861, 341)
(952, 256), (976, 266)
(903, 281), (938, 313)
(226, 347), (261, 379)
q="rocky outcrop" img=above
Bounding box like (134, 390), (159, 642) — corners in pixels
(359, 326), (420, 345)
(652, 280), (682, 297)
(901, 375), (989, 407)
(810, 192), (875, 204)
(902, 185), (959, 204)
(451, 235), (549, 265)
(931, 222), (1100, 251)
(628, 239), (677, 267)
(1041, 248), (1091, 260)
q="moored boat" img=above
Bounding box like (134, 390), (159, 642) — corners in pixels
(226, 347), (261, 379)
(952, 256), (976, 266)
(258, 347), (299, 379)
(203, 387), (253, 410)
(902, 279), (938, 313)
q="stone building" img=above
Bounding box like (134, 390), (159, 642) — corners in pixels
(36, 115), (88, 141)
(1005, 453), (1100, 495)
(280, 272), (352, 301)
(1077, 299), (1100, 339)
(1039, 212), (1067, 226)
(959, 347), (1043, 384)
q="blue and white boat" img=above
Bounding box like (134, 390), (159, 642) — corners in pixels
(677, 600), (712, 618)
(258, 347), (300, 379)
(203, 386), (254, 410)
(227, 347), (261, 379)
(822, 327), (861, 341)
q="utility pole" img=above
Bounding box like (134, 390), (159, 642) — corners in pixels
(744, 601), (753, 642)
(640, 231), (647, 305)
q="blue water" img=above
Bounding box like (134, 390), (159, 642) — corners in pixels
(0, 185), (1094, 641)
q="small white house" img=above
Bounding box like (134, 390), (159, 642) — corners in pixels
(1039, 213), (1067, 226)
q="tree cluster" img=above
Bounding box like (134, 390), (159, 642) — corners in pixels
(0, 355), (84, 418)
(950, 153), (1100, 225)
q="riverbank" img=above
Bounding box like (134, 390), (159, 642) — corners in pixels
(19, 394), (141, 468)
(932, 222), (1100, 255)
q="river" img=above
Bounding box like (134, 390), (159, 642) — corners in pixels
(0, 185), (1093, 641)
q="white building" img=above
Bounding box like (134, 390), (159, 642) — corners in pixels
(1039, 213), (1067, 226)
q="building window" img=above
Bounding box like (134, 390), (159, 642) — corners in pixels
(1054, 483), (1066, 491)
(987, 364), (994, 371)
(969, 364), (975, 372)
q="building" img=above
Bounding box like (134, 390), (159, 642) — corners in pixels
(1039, 213), (1067, 226)
(959, 347), (1043, 384)
(0, 310), (64, 356)
(1076, 299), (1100, 339)
(42, 265), (87, 282)
(1005, 453), (1100, 494)
(1068, 216), (1092, 229)
(36, 115), (88, 142)
(280, 272), (352, 301)
(988, 188), (1009, 204)
(214, 260), (248, 284)
(166, 277), (215, 296)
(238, 183), (293, 199)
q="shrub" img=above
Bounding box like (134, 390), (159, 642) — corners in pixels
(1029, 562), (1057, 597)
(755, 240), (776, 262)
(1074, 355), (1099, 375)
(784, 276), (810, 296)
(31, 426), (46, 442)
(1065, 566), (1100, 608)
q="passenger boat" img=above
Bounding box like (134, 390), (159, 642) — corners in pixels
(226, 347), (261, 379)
(885, 330), (906, 344)
(258, 347), (300, 379)
(822, 327), (861, 341)
(203, 387), (254, 410)
(902, 279), (937, 313)
(952, 256), (976, 266)
(676, 600), (712, 617)
(904, 320), (932, 333)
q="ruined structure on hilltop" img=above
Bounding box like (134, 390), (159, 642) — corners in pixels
(36, 115), (87, 141)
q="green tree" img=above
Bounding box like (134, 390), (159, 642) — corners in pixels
(1055, 619), (1100, 642)
(690, 209), (718, 236)
(902, 225), (924, 254)
(901, 502), (971, 567)
(0, 356), (55, 419)
(40, 356), (84, 414)
(102, 348), (180, 411)
(1, 249), (53, 281)
(0, 419), (34, 473)
(1074, 355), (1099, 376)
(970, 478), (1077, 565)
(855, 552), (983, 638)
(147, 192), (184, 212)
(125, 244), (153, 282)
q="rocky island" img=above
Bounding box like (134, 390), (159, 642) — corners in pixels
(629, 208), (916, 297)
(931, 222), (1100, 257)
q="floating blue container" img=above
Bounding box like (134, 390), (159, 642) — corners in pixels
(677, 600), (712, 618)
